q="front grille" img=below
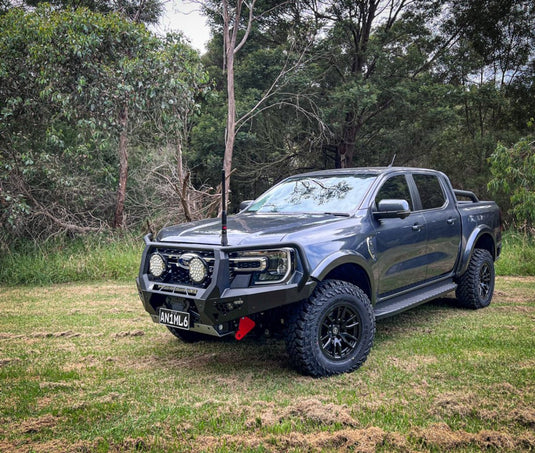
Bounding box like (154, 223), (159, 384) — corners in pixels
(149, 248), (215, 289)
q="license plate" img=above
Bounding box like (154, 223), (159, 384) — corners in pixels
(158, 308), (190, 330)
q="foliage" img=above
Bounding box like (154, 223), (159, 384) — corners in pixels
(495, 231), (535, 276)
(488, 136), (535, 228)
(0, 233), (142, 285)
(0, 6), (206, 242)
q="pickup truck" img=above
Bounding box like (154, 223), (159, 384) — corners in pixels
(136, 167), (502, 377)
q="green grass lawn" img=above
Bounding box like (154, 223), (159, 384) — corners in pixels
(1, 277), (534, 452)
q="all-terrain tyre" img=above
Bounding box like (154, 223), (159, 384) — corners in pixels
(286, 280), (375, 377)
(455, 248), (495, 309)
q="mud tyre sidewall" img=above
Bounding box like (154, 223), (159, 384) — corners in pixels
(456, 248), (495, 309)
(286, 280), (375, 377)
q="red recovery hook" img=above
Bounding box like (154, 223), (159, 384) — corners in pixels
(235, 316), (255, 340)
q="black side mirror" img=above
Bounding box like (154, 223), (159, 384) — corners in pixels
(239, 200), (254, 211)
(373, 199), (411, 220)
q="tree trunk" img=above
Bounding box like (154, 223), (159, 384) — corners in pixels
(338, 111), (359, 168)
(113, 104), (129, 228)
(223, 43), (236, 194)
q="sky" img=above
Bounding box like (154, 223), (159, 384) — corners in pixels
(153, 1), (212, 53)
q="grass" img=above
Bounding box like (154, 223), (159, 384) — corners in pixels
(495, 231), (535, 276)
(0, 233), (143, 285)
(0, 277), (534, 452)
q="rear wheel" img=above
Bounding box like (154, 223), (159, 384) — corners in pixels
(286, 280), (375, 377)
(456, 248), (495, 309)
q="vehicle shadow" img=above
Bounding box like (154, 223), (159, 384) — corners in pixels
(146, 295), (468, 376)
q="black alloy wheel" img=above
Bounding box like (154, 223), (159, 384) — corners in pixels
(319, 303), (362, 360)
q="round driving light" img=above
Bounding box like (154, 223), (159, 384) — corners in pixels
(189, 256), (207, 283)
(149, 253), (166, 278)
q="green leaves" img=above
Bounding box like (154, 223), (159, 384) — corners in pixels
(0, 6), (207, 239)
(488, 137), (535, 228)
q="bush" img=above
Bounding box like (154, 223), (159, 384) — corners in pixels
(0, 233), (143, 286)
(495, 231), (535, 276)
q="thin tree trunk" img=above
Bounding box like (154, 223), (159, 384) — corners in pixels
(223, 44), (236, 190)
(113, 104), (129, 228)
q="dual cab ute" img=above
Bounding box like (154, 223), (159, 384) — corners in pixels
(137, 167), (502, 376)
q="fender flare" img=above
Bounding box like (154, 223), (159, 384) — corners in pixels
(457, 225), (496, 277)
(310, 250), (376, 304)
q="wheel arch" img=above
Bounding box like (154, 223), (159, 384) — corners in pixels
(457, 227), (497, 277)
(310, 252), (375, 304)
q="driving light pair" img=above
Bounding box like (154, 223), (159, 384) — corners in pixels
(149, 252), (207, 284)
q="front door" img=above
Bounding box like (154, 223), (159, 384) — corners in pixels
(372, 174), (429, 296)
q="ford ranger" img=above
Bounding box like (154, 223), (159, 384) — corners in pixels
(136, 167), (502, 376)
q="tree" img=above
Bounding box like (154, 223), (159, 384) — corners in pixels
(0, 6), (206, 239)
(488, 134), (535, 229)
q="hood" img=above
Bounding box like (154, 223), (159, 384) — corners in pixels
(156, 213), (352, 246)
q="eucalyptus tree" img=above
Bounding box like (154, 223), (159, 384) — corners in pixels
(0, 6), (206, 239)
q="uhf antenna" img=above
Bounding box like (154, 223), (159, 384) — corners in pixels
(388, 154), (396, 167)
(221, 169), (228, 246)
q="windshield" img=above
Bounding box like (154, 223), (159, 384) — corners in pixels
(246, 174), (376, 215)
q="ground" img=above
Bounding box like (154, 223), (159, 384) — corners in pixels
(0, 277), (534, 452)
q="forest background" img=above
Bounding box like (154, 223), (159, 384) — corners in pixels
(1, 0), (534, 263)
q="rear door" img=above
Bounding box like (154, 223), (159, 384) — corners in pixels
(410, 172), (462, 279)
(372, 174), (428, 296)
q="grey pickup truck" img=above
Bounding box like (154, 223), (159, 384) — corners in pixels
(137, 167), (502, 376)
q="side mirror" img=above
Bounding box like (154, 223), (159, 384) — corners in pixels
(239, 200), (254, 211)
(373, 199), (411, 220)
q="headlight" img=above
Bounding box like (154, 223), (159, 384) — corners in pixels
(149, 253), (166, 278)
(230, 248), (294, 284)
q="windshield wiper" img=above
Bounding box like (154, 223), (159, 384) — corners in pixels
(323, 212), (351, 217)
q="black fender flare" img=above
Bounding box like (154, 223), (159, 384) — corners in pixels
(309, 250), (376, 304)
(457, 225), (496, 277)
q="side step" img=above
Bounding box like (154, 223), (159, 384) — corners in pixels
(374, 280), (457, 320)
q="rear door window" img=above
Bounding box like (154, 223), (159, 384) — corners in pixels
(413, 174), (446, 210)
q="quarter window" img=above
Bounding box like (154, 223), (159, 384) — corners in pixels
(375, 175), (413, 210)
(414, 174), (446, 210)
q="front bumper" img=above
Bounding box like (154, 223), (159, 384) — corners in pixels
(136, 234), (315, 336)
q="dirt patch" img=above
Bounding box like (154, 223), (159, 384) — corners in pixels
(246, 398), (357, 428)
(113, 330), (145, 338)
(388, 355), (438, 373)
(511, 407), (535, 427)
(198, 427), (387, 453)
(430, 391), (477, 417)
(0, 439), (92, 453)
(29, 331), (81, 339)
(0, 357), (22, 367)
(413, 422), (533, 451)
(16, 414), (61, 434)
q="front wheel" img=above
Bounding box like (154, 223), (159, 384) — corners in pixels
(456, 248), (495, 309)
(286, 280), (375, 377)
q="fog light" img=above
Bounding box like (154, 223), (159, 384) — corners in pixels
(189, 256), (207, 283)
(149, 253), (166, 277)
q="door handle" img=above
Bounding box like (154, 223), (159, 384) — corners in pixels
(447, 218), (455, 225)
(412, 223), (424, 232)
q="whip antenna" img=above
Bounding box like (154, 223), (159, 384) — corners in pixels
(221, 169), (228, 246)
